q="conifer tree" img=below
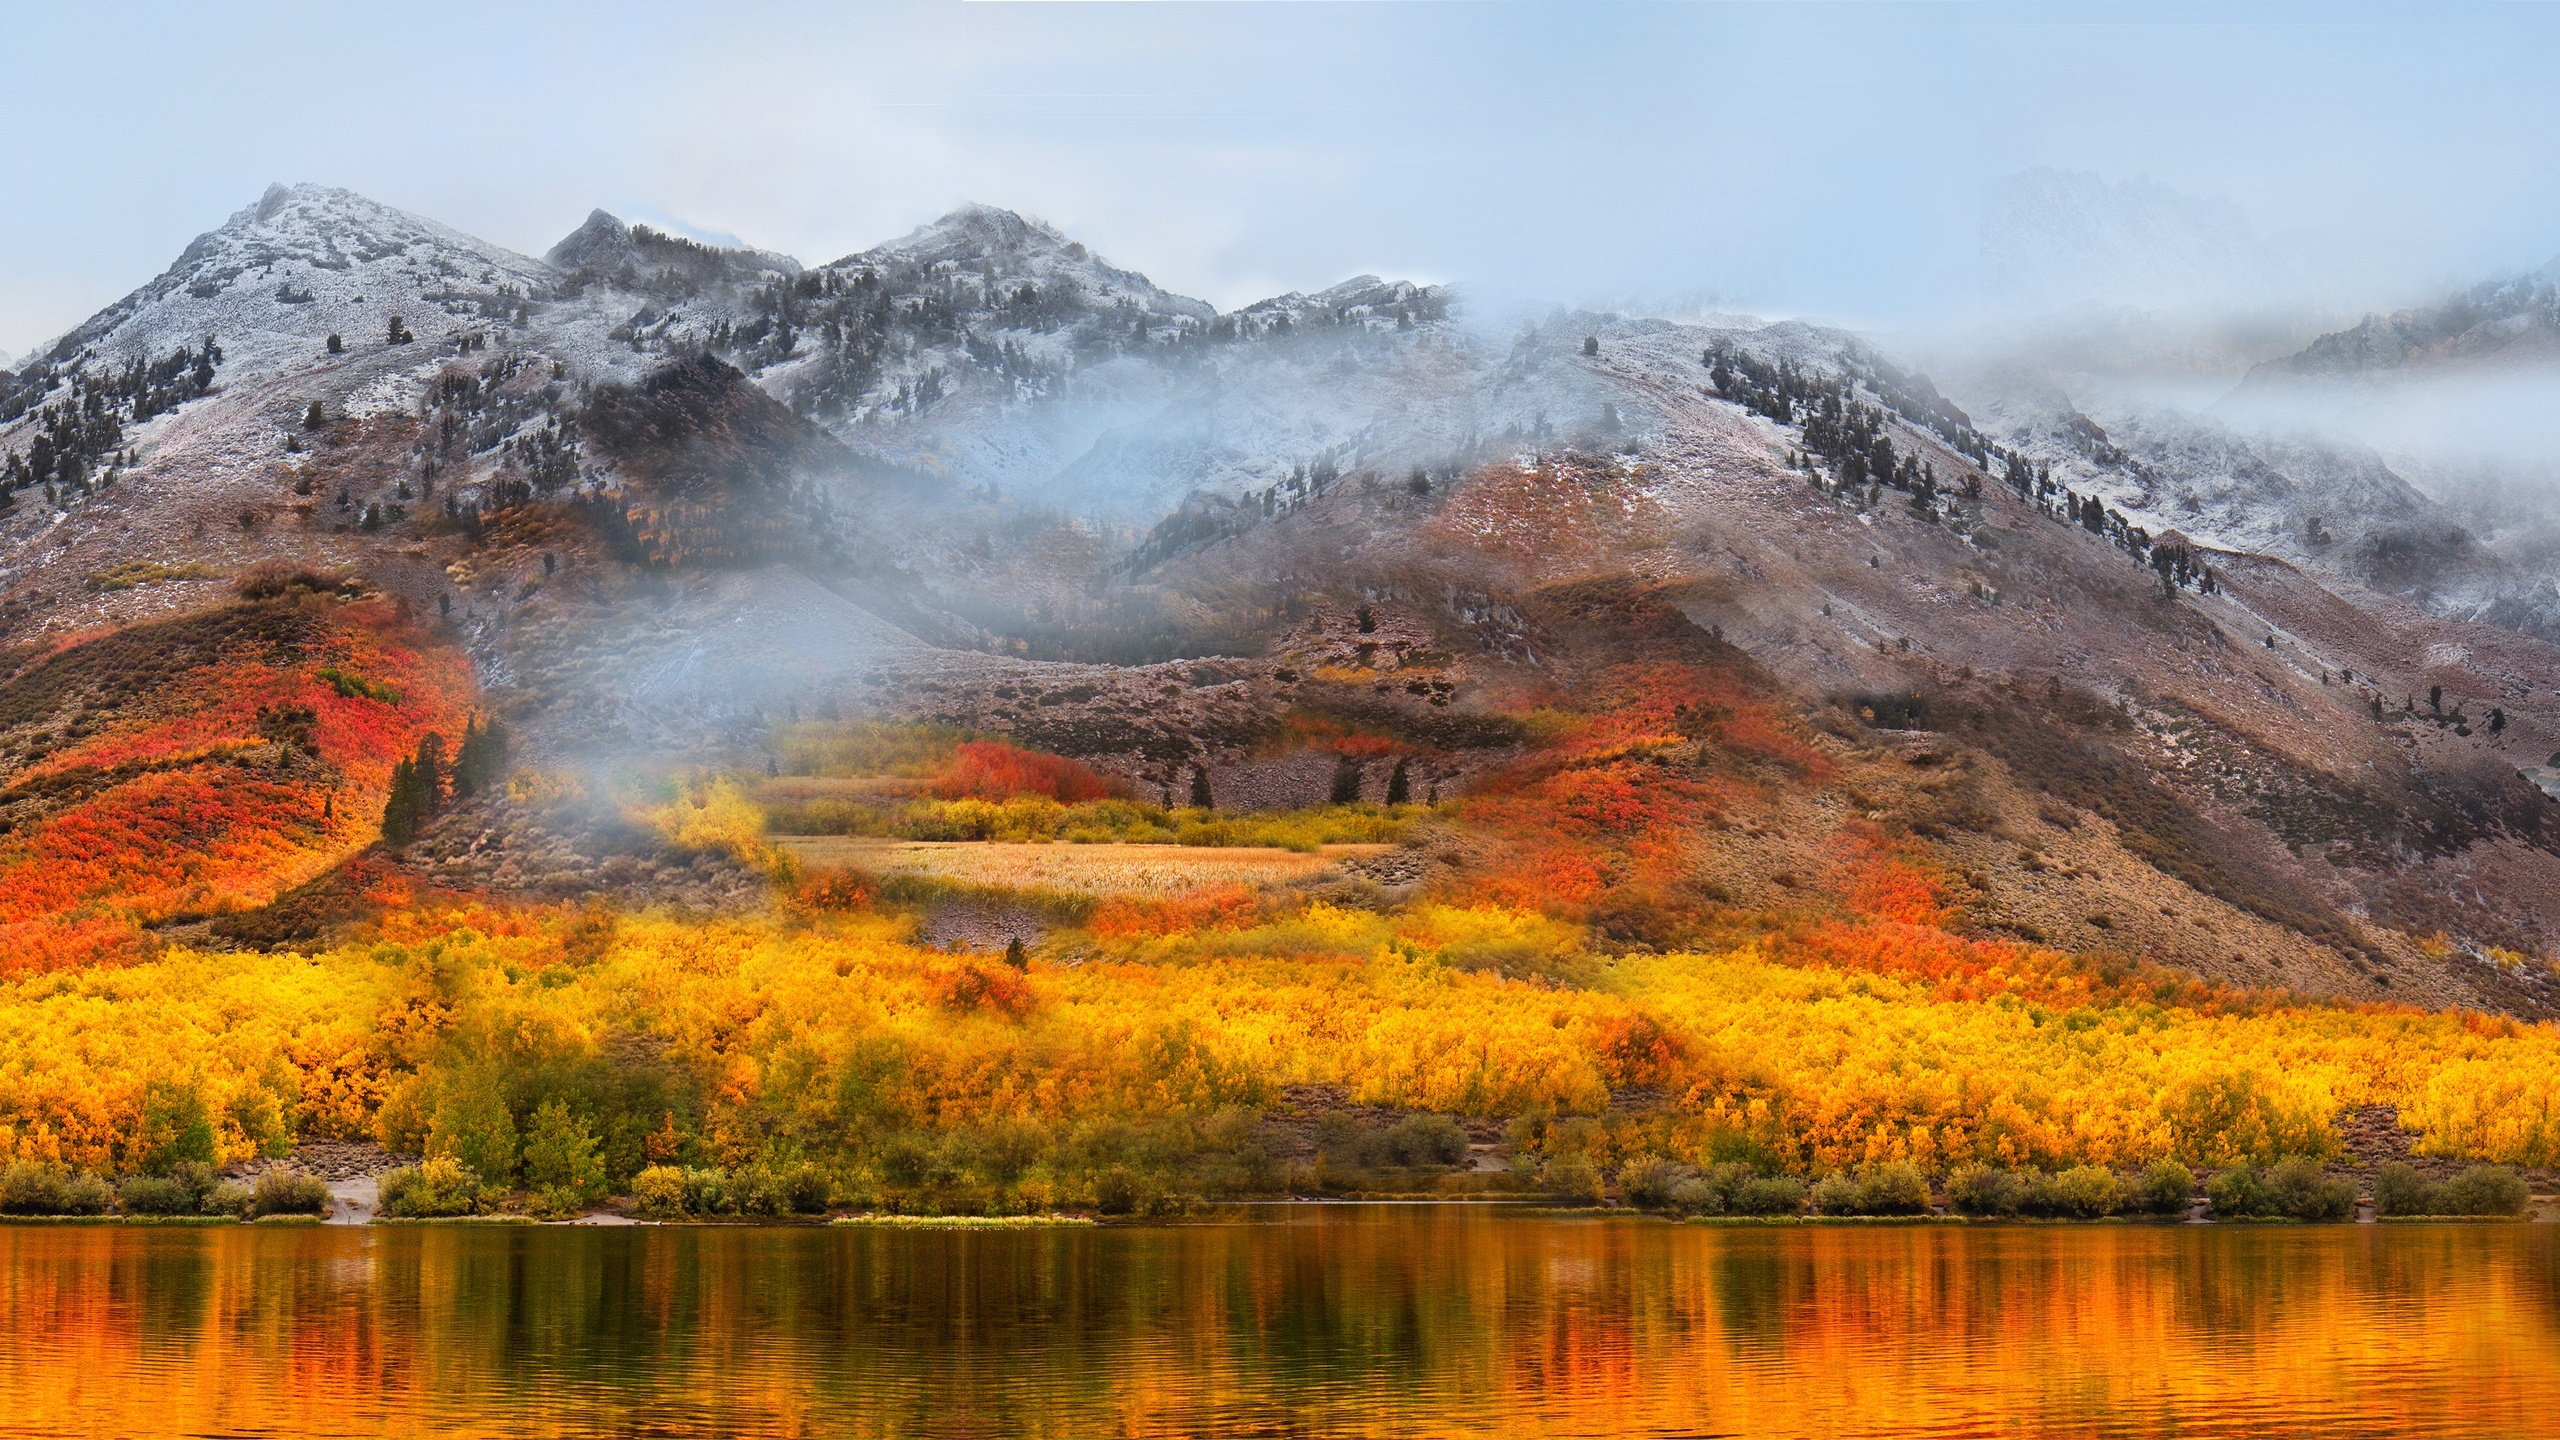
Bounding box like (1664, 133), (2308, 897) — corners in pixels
(1329, 756), (1364, 805)
(381, 757), (423, 845)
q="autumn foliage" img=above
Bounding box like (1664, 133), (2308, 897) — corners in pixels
(0, 597), (472, 973)
(2, 590), (2558, 1191)
(932, 740), (1127, 803)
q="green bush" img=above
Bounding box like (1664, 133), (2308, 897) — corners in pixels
(1810, 1163), (1929, 1216)
(1382, 1115), (1470, 1167)
(120, 1162), (242, 1217)
(249, 1170), (331, 1217)
(1541, 1154), (1603, 1205)
(1730, 1176), (1806, 1216)
(134, 1083), (219, 1174)
(0, 1161), (112, 1215)
(2204, 1166), (2275, 1219)
(1666, 1175), (1725, 1216)
(1809, 1173), (1862, 1215)
(1093, 1165), (1143, 1215)
(380, 1157), (484, 1218)
(1855, 1162), (1932, 1215)
(2024, 1165), (2121, 1219)
(735, 1162), (832, 1216)
(114, 1175), (193, 1216)
(428, 1089), (520, 1188)
(679, 1166), (734, 1216)
(2440, 1165), (2531, 1218)
(1945, 1163), (2020, 1217)
(632, 1165), (688, 1218)
(2208, 1162), (2352, 1221)
(1647, 1162), (1776, 1216)
(2373, 1162), (2434, 1217)
(2267, 1159), (2355, 1221)
(2132, 1160), (2196, 1215)
(1620, 1158), (1688, 1211)
(1317, 1113), (1470, 1171)
(522, 1099), (607, 1214)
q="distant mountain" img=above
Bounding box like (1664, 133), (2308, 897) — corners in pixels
(2243, 262), (2560, 386)
(1985, 169), (2311, 316)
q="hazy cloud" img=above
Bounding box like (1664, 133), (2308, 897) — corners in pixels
(6, 1), (2560, 357)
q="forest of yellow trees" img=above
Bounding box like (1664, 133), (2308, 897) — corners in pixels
(0, 599), (2554, 1213)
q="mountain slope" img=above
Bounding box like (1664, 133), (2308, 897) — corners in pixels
(0, 186), (2557, 1020)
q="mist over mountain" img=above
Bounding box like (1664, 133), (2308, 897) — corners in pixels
(3, 179), (2560, 1015)
(1986, 169), (2317, 318)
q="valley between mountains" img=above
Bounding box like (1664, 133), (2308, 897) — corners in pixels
(0, 184), (2555, 1216)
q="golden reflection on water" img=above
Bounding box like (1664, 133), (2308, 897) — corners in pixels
(0, 1208), (2553, 1439)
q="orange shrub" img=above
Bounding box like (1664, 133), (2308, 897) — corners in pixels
(1087, 885), (1268, 940)
(934, 740), (1126, 803)
(794, 865), (878, 912)
(937, 962), (1035, 1018)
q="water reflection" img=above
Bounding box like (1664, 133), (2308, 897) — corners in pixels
(0, 1209), (2552, 1438)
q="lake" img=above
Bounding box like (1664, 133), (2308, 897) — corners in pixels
(0, 1206), (2552, 1438)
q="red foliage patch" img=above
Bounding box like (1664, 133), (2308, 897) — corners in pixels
(1454, 662), (1817, 920)
(0, 601), (474, 975)
(933, 740), (1126, 803)
(1085, 885), (1266, 940)
(936, 961), (1035, 1018)
(793, 865), (877, 912)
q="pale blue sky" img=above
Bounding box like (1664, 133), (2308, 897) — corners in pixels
(5, 1), (2559, 360)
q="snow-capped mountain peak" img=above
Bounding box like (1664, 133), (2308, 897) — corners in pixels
(546, 209), (632, 271)
(31, 181), (555, 380)
(829, 204), (1212, 321)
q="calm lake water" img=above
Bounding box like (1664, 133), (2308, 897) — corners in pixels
(0, 1206), (2554, 1438)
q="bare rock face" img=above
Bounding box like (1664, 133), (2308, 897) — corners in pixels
(544, 209), (633, 272)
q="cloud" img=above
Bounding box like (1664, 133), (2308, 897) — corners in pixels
(6, 1), (2560, 357)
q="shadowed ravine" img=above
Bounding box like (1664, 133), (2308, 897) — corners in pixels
(1, 1207), (2555, 1439)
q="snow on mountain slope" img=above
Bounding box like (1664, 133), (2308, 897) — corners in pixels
(2243, 262), (2560, 386)
(721, 207), (1515, 518)
(0, 183), (1580, 528)
(31, 183), (556, 382)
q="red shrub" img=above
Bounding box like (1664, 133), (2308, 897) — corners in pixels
(933, 741), (1125, 803)
(936, 962), (1035, 1018)
(794, 865), (877, 912)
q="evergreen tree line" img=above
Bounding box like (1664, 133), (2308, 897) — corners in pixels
(1713, 347), (1967, 523)
(0, 338), (222, 502)
(714, 253), (1435, 428)
(380, 715), (507, 846)
(1703, 340), (2216, 599)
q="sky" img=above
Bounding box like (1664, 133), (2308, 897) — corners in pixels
(6, 0), (2560, 363)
